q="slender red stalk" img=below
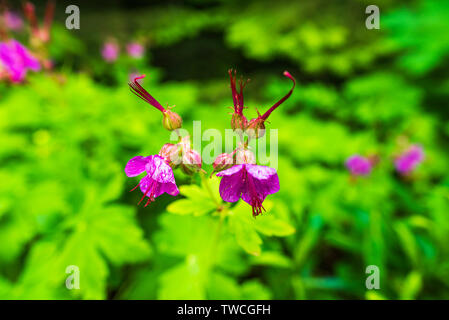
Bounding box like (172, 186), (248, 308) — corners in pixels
(129, 75), (166, 112)
(43, 1), (54, 36)
(23, 2), (38, 35)
(260, 71), (296, 121)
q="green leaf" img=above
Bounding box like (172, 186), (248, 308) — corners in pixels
(158, 255), (207, 299)
(228, 200), (295, 256)
(167, 178), (219, 216)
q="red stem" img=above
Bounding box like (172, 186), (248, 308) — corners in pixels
(129, 75), (166, 112)
(261, 71), (296, 121)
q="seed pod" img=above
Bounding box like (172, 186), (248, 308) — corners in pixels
(231, 112), (248, 131)
(181, 149), (202, 175)
(162, 109), (182, 131)
(246, 118), (265, 140)
(159, 143), (181, 168)
(211, 153), (235, 176)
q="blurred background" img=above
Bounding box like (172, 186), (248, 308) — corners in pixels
(0, 0), (449, 299)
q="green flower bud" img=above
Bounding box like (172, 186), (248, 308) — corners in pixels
(162, 109), (182, 131)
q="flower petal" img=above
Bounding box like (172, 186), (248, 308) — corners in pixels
(139, 175), (179, 199)
(12, 40), (40, 71)
(125, 155), (152, 177)
(158, 182), (180, 197)
(216, 164), (244, 177)
(245, 164), (277, 180)
(139, 175), (152, 194)
(218, 170), (244, 202)
(147, 155), (175, 183)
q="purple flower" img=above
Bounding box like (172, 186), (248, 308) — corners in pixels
(216, 164), (280, 216)
(126, 42), (145, 59)
(0, 40), (40, 83)
(345, 155), (372, 176)
(101, 42), (119, 62)
(125, 155), (179, 206)
(395, 145), (424, 175)
(4, 11), (24, 31)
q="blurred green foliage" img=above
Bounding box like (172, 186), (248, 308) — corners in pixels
(0, 0), (449, 300)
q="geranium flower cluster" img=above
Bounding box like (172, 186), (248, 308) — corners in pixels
(125, 70), (296, 217)
(212, 70), (295, 216)
(125, 75), (202, 206)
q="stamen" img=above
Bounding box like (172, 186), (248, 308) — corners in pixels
(137, 184), (151, 205)
(243, 166), (265, 217)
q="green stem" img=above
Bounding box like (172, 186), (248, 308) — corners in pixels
(208, 206), (227, 268)
(200, 171), (220, 208)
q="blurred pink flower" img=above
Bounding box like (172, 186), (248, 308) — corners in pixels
(126, 42), (145, 59)
(101, 42), (119, 62)
(395, 144), (424, 175)
(4, 11), (24, 31)
(0, 39), (40, 83)
(345, 155), (372, 176)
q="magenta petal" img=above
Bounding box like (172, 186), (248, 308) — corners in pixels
(245, 164), (280, 196)
(216, 164), (244, 177)
(246, 164), (277, 180)
(241, 189), (267, 206)
(139, 175), (179, 199)
(218, 169), (244, 202)
(125, 155), (152, 177)
(158, 182), (179, 197)
(139, 175), (152, 194)
(146, 155), (175, 183)
(13, 40), (40, 71)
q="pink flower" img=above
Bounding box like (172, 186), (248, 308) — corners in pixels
(395, 145), (424, 175)
(216, 164), (280, 216)
(101, 42), (119, 62)
(126, 42), (145, 59)
(4, 11), (24, 31)
(125, 155), (179, 206)
(345, 155), (372, 176)
(0, 39), (40, 83)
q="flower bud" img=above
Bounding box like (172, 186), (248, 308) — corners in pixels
(178, 135), (191, 151)
(236, 148), (256, 164)
(162, 109), (182, 131)
(212, 153), (235, 174)
(181, 149), (202, 175)
(159, 143), (181, 168)
(231, 112), (248, 131)
(246, 117), (265, 140)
